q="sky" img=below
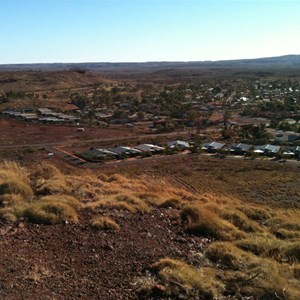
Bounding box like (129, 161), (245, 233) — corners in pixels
(0, 0), (300, 64)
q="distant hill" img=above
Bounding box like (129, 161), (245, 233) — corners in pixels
(1, 54), (300, 72)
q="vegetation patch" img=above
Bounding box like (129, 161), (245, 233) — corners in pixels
(180, 204), (245, 240)
(143, 258), (224, 299)
(23, 200), (78, 225)
(221, 209), (262, 233)
(235, 235), (285, 260)
(206, 242), (257, 270)
(90, 216), (120, 231)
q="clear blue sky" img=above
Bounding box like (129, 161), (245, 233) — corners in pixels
(1, 0), (299, 64)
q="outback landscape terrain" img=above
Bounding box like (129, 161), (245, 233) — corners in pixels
(0, 56), (300, 299)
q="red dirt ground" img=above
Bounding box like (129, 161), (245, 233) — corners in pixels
(0, 208), (210, 300)
(0, 117), (137, 145)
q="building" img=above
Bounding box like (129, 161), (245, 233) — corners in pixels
(167, 140), (190, 149)
(203, 142), (225, 153)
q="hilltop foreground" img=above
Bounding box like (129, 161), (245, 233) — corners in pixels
(0, 156), (300, 300)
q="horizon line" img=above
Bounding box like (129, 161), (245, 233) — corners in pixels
(0, 54), (299, 66)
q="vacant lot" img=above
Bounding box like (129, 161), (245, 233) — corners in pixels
(0, 117), (136, 145)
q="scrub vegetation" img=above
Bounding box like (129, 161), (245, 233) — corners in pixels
(0, 160), (299, 299)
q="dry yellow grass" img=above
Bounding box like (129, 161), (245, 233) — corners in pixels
(23, 201), (78, 224)
(0, 161), (33, 203)
(149, 258), (224, 299)
(0, 160), (299, 299)
(206, 242), (258, 269)
(39, 195), (81, 210)
(206, 242), (300, 299)
(180, 204), (245, 241)
(284, 242), (300, 263)
(221, 209), (263, 233)
(35, 176), (71, 195)
(235, 235), (285, 259)
(90, 216), (120, 231)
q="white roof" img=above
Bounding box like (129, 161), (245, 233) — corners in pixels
(135, 144), (165, 152)
(167, 140), (190, 148)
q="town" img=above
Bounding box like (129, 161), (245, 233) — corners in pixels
(1, 76), (300, 165)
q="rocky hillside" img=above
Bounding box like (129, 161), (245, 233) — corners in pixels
(0, 161), (299, 299)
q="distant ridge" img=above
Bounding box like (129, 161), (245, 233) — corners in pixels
(0, 54), (300, 72)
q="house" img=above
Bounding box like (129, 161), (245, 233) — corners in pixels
(254, 144), (280, 156)
(95, 112), (114, 122)
(275, 133), (300, 145)
(167, 140), (190, 149)
(282, 147), (296, 158)
(282, 146), (300, 159)
(38, 108), (53, 116)
(79, 148), (118, 162)
(108, 146), (142, 157)
(134, 144), (165, 153)
(202, 142), (225, 153)
(38, 117), (64, 124)
(230, 143), (252, 155)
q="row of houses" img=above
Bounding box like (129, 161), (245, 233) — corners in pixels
(203, 141), (300, 159)
(78, 138), (300, 164)
(78, 140), (190, 162)
(1, 108), (79, 124)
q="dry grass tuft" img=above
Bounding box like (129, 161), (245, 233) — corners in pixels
(148, 258), (223, 299)
(159, 198), (182, 209)
(284, 242), (300, 262)
(115, 194), (149, 211)
(275, 228), (300, 240)
(23, 200), (78, 224)
(220, 260), (299, 300)
(180, 204), (245, 241)
(235, 235), (285, 260)
(240, 205), (272, 222)
(90, 215), (120, 231)
(206, 242), (258, 270)
(0, 180), (33, 200)
(86, 199), (135, 212)
(0, 206), (22, 222)
(266, 215), (300, 232)
(137, 192), (163, 207)
(0, 161), (30, 184)
(36, 176), (71, 195)
(106, 174), (127, 183)
(39, 195), (81, 210)
(0, 161), (33, 203)
(293, 264), (300, 278)
(31, 162), (61, 182)
(97, 174), (108, 181)
(0, 193), (24, 207)
(221, 209), (262, 233)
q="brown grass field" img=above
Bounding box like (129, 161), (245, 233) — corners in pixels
(0, 155), (299, 299)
